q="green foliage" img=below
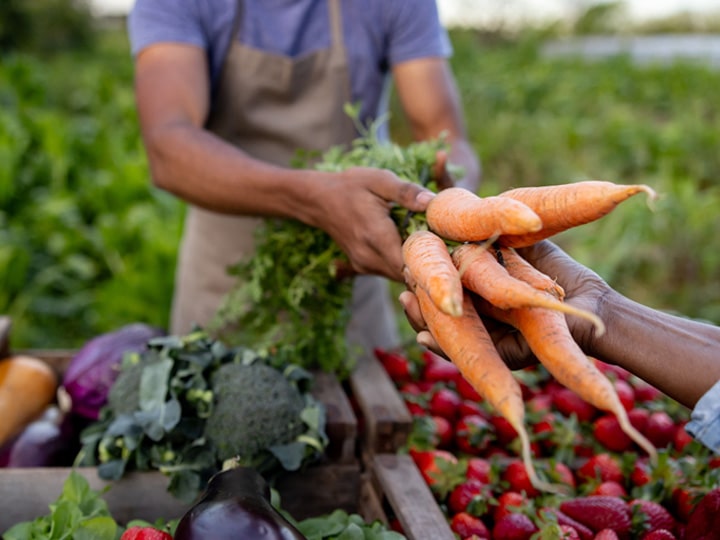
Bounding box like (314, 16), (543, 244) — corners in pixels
(3, 25), (720, 348)
(0, 0), (96, 55)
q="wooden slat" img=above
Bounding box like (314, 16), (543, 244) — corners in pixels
(348, 353), (412, 454)
(311, 371), (358, 463)
(0, 463), (362, 531)
(369, 454), (454, 540)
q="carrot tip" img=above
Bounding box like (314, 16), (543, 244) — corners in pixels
(618, 409), (659, 464)
(517, 423), (571, 496)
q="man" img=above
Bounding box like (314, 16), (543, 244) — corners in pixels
(128, 0), (480, 353)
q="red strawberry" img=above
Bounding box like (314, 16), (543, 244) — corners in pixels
(450, 511), (490, 538)
(409, 448), (459, 490)
(593, 359), (631, 381)
(593, 414), (633, 452)
(429, 388), (462, 421)
(448, 478), (487, 515)
(672, 422), (694, 453)
(559, 496), (632, 537)
(422, 356), (460, 383)
(671, 487), (701, 523)
(466, 457), (492, 484)
(613, 379), (636, 411)
(527, 393), (553, 414)
(553, 388), (598, 422)
(591, 481), (627, 498)
(455, 375), (482, 401)
(458, 399), (485, 419)
(494, 491), (527, 522)
(630, 459), (652, 488)
(502, 459), (540, 498)
(492, 513), (539, 540)
(685, 488), (720, 539)
(120, 527), (173, 540)
(577, 453), (624, 485)
(641, 530), (676, 540)
(594, 530), (620, 540)
(540, 508), (594, 540)
(559, 525), (582, 539)
(456, 414), (493, 455)
(432, 415), (454, 448)
(374, 348), (412, 382)
(489, 414), (519, 445)
(644, 411), (677, 449)
(544, 461), (576, 490)
(629, 407), (651, 434)
(630, 499), (677, 535)
(633, 380), (662, 403)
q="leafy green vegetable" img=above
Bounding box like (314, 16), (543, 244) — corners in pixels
(78, 330), (328, 503)
(295, 509), (406, 540)
(210, 114), (450, 377)
(2, 470), (119, 540)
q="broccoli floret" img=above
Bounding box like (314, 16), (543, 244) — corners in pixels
(204, 361), (307, 461)
(107, 358), (146, 416)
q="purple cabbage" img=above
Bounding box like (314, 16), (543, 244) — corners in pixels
(62, 323), (165, 420)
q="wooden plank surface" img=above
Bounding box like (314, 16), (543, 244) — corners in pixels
(0, 463), (362, 531)
(348, 353), (412, 454)
(311, 370), (358, 463)
(370, 454), (454, 540)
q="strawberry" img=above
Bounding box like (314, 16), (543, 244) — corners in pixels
(559, 496), (632, 537)
(593, 529), (620, 540)
(593, 359), (631, 381)
(543, 461), (576, 490)
(527, 393), (553, 415)
(455, 375), (482, 401)
(502, 459), (540, 497)
(613, 379), (636, 411)
(630, 459), (652, 488)
(671, 486), (701, 523)
(466, 457), (492, 484)
(374, 347), (412, 382)
(489, 414), (519, 445)
(540, 508), (594, 540)
(644, 411), (677, 449)
(120, 526), (173, 540)
(633, 380), (662, 403)
(494, 491), (527, 522)
(577, 453), (624, 485)
(448, 478), (488, 515)
(629, 407), (651, 434)
(450, 511), (490, 538)
(685, 487), (720, 539)
(492, 513), (539, 540)
(409, 448), (460, 494)
(593, 414), (634, 452)
(432, 415), (454, 448)
(552, 388), (598, 422)
(455, 414), (493, 455)
(640, 530), (676, 540)
(422, 355), (460, 383)
(591, 481), (627, 498)
(458, 399), (485, 419)
(429, 387), (461, 421)
(672, 421), (694, 453)
(630, 499), (677, 536)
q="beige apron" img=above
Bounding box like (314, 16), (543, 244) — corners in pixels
(170, 0), (399, 355)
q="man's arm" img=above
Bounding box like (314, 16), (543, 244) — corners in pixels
(133, 43), (434, 280)
(392, 57), (480, 192)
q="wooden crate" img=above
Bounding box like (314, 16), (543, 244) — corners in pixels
(364, 453), (455, 540)
(348, 351), (413, 455)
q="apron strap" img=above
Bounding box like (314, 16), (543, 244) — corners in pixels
(209, 1), (245, 107)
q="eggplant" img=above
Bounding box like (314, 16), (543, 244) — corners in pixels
(174, 466), (307, 540)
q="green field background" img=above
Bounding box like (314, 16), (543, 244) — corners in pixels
(2, 21), (720, 348)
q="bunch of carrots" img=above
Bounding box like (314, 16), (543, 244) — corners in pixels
(401, 180), (658, 494)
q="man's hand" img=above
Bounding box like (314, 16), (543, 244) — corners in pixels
(311, 167), (434, 282)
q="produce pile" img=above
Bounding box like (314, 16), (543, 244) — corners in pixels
(375, 345), (720, 539)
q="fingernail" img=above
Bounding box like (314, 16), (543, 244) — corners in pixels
(415, 190), (434, 205)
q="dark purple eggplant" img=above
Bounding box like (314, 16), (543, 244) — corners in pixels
(174, 466), (307, 540)
(5, 405), (82, 467)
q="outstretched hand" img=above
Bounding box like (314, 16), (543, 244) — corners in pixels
(399, 240), (611, 370)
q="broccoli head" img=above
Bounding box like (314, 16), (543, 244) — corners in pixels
(204, 361), (307, 462)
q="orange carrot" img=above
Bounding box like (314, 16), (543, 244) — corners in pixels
(402, 230), (463, 317)
(411, 282), (566, 494)
(497, 181), (657, 248)
(497, 246), (565, 299)
(489, 304), (657, 462)
(452, 243), (605, 335)
(426, 187), (542, 242)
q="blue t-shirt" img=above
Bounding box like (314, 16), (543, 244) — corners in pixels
(128, 0), (452, 126)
